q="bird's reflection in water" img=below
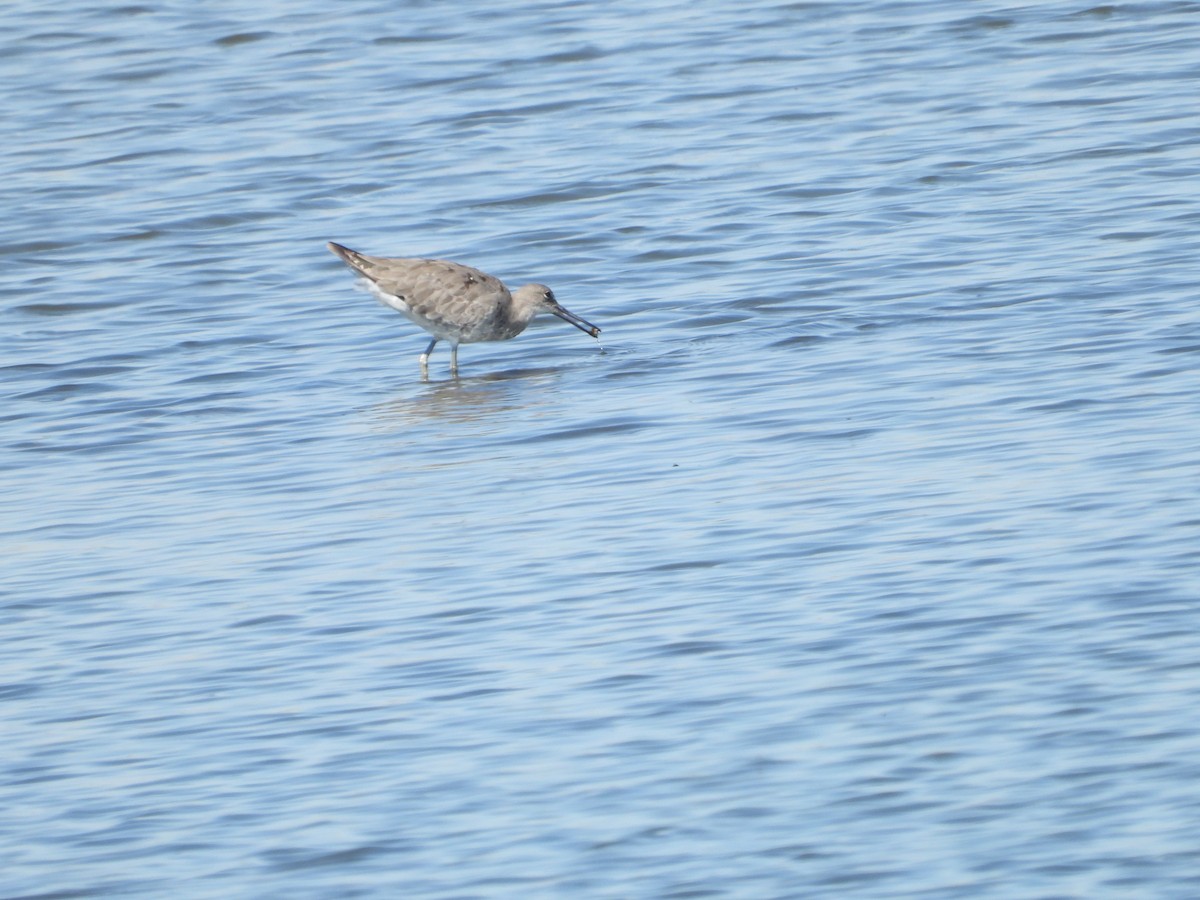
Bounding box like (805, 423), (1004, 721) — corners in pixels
(366, 364), (565, 429)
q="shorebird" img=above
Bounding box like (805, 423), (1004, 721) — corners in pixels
(327, 242), (601, 375)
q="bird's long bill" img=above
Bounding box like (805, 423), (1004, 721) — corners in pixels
(551, 302), (601, 338)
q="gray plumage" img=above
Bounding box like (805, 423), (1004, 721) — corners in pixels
(327, 242), (600, 374)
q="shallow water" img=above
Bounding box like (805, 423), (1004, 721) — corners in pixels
(4, 1), (1200, 896)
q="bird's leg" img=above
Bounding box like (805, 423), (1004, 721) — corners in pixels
(419, 337), (437, 375)
(449, 343), (459, 374)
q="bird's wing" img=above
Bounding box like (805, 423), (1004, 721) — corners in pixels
(371, 258), (509, 330)
(329, 245), (512, 336)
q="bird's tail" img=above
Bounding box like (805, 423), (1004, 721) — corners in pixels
(326, 241), (374, 276)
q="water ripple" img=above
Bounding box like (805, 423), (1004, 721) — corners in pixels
(4, 1), (1200, 897)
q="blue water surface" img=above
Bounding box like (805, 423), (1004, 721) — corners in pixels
(4, 1), (1200, 896)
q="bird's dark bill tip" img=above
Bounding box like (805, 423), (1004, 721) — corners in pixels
(551, 306), (601, 338)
